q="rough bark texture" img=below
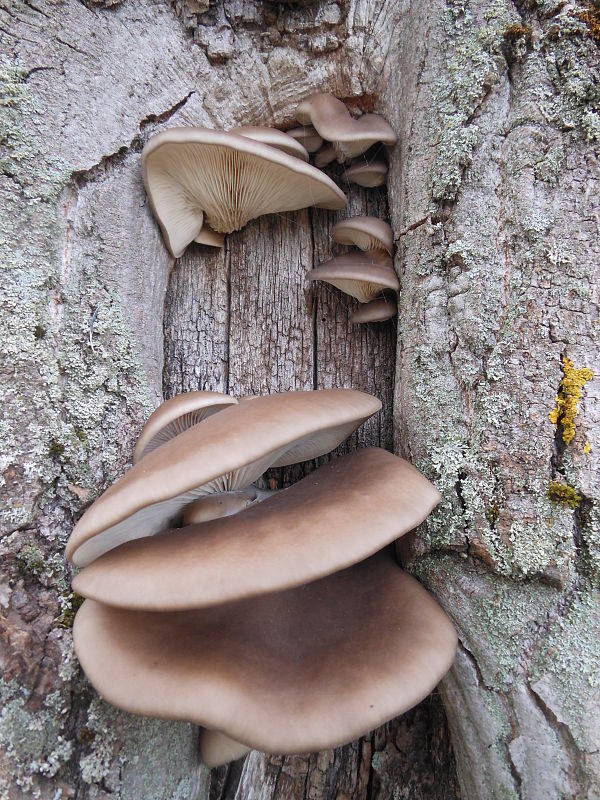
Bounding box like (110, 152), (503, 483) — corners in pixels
(0, 0), (598, 799)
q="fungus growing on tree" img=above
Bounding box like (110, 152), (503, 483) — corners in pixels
(142, 128), (347, 257)
(73, 550), (457, 762)
(345, 156), (388, 188)
(230, 126), (309, 161)
(72, 448), (441, 610)
(307, 251), (399, 303)
(296, 93), (397, 162)
(285, 125), (323, 153)
(331, 216), (393, 255)
(66, 390), (381, 566)
(133, 390), (237, 464)
(350, 296), (397, 324)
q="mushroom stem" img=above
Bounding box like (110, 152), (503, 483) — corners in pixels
(182, 486), (280, 525)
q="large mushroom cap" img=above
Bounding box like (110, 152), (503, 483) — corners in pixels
(350, 296), (397, 324)
(331, 216), (393, 255)
(307, 251), (399, 303)
(66, 390), (381, 567)
(142, 127), (347, 257)
(133, 390), (237, 464)
(296, 94), (397, 161)
(72, 448), (442, 610)
(73, 550), (457, 756)
(230, 126), (309, 161)
(344, 156), (388, 188)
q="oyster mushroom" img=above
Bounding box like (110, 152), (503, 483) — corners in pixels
(66, 390), (381, 566)
(285, 125), (323, 153)
(142, 127), (347, 258)
(72, 448), (442, 610)
(350, 296), (397, 324)
(344, 156), (388, 188)
(307, 251), (399, 303)
(296, 93), (397, 162)
(73, 550), (457, 760)
(230, 126), (309, 161)
(331, 216), (393, 255)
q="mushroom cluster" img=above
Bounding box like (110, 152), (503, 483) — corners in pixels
(67, 389), (457, 767)
(308, 216), (399, 323)
(292, 93), (396, 188)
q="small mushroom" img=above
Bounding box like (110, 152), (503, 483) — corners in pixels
(194, 224), (225, 248)
(133, 390), (237, 464)
(142, 128), (347, 258)
(285, 125), (324, 154)
(307, 251), (399, 303)
(350, 297), (397, 324)
(66, 390), (381, 566)
(72, 448), (441, 610)
(314, 145), (337, 169)
(296, 93), (397, 162)
(73, 550), (457, 759)
(230, 126), (309, 162)
(200, 731), (251, 768)
(331, 216), (393, 255)
(344, 156), (388, 188)
(181, 487), (277, 525)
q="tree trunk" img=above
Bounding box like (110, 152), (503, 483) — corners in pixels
(1, 1), (598, 799)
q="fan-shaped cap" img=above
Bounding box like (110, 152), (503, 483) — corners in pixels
(331, 216), (393, 255)
(307, 251), (399, 303)
(72, 448), (442, 610)
(194, 223), (225, 248)
(296, 94), (397, 161)
(350, 297), (397, 324)
(286, 125), (323, 153)
(66, 390), (381, 567)
(142, 128), (347, 257)
(314, 145), (337, 169)
(133, 391), (237, 464)
(230, 126), (309, 161)
(73, 550), (457, 757)
(345, 157), (388, 188)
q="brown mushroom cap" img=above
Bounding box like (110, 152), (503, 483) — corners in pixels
(73, 550), (457, 756)
(307, 251), (399, 303)
(344, 157), (388, 188)
(142, 128), (347, 257)
(350, 297), (397, 324)
(285, 125), (323, 153)
(133, 391), (237, 464)
(296, 94), (397, 161)
(230, 126), (309, 162)
(200, 731), (251, 768)
(72, 448), (441, 610)
(66, 390), (381, 567)
(331, 217), (393, 255)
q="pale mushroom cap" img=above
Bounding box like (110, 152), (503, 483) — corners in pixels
(133, 391), (237, 464)
(181, 490), (259, 525)
(73, 550), (458, 756)
(72, 448), (442, 611)
(200, 731), (251, 768)
(344, 157), (388, 188)
(142, 127), (347, 257)
(314, 145), (337, 169)
(194, 224), (225, 248)
(307, 251), (399, 303)
(285, 125), (323, 153)
(296, 94), (397, 160)
(66, 390), (381, 567)
(230, 126), (309, 161)
(350, 297), (397, 324)
(331, 217), (394, 255)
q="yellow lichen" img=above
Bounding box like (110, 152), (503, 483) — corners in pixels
(584, 441), (591, 454)
(547, 480), (581, 510)
(548, 357), (593, 445)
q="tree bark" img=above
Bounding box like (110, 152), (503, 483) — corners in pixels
(1, 0), (599, 799)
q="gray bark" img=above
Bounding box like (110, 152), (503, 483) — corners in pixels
(1, 0), (599, 799)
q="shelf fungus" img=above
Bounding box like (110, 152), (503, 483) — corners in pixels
(142, 127), (347, 258)
(296, 93), (397, 163)
(331, 216), (394, 255)
(285, 125), (324, 153)
(350, 296), (397, 324)
(74, 550), (457, 764)
(307, 251), (399, 303)
(230, 126), (310, 161)
(65, 389), (381, 566)
(344, 155), (388, 188)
